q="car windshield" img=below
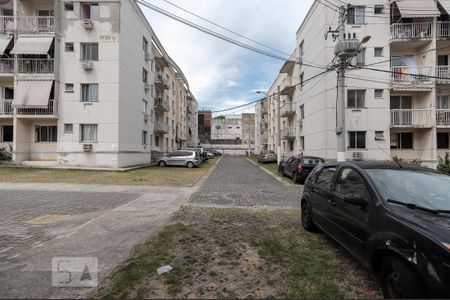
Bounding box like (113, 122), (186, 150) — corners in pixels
(366, 169), (450, 211)
(303, 157), (325, 165)
(265, 151), (276, 154)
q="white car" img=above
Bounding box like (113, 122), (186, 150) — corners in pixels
(158, 150), (201, 168)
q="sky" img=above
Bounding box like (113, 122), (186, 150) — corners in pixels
(139, 0), (315, 115)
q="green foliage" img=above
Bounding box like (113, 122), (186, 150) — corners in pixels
(0, 146), (12, 161)
(213, 115), (225, 120)
(437, 153), (450, 175)
(392, 156), (421, 166)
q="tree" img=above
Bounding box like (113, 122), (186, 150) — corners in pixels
(437, 153), (450, 175)
(0, 146), (12, 161)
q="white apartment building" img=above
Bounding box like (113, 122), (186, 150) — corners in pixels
(258, 0), (450, 167)
(0, 0), (198, 168)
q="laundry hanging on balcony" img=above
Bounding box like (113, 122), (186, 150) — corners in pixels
(10, 36), (53, 55)
(393, 0), (440, 18)
(0, 35), (12, 55)
(12, 80), (53, 108)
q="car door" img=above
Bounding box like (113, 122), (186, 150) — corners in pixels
(284, 156), (298, 177)
(329, 167), (372, 259)
(172, 151), (185, 166)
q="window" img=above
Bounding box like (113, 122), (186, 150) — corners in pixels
(150, 84), (154, 97)
(143, 99), (148, 114)
(150, 59), (154, 72)
(171, 139), (174, 149)
(289, 141), (294, 151)
(64, 1), (74, 11)
(300, 104), (305, 119)
(166, 137), (169, 148)
(374, 5), (384, 14)
(352, 48), (365, 66)
(374, 47), (383, 57)
(437, 132), (449, 149)
(65, 83), (74, 93)
(142, 68), (148, 83)
(155, 136), (159, 147)
(347, 6), (365, 24)
(81, 84), (98, 102)
(390, 132), (413, 149)
(142, 130), (148, 145)
(300, 136), (305, 149)
(143, 36), (148, 53)
(300, 72), (304, 87)
(315, 167), (337, 190)
(216, 125), (221, 130)
(374, 89), (383, 98)
(65, 42), (74, 52)
(80, 124), (98, 142)
(81, 43), (98, 61)
(64, 124), (73, 134)
(81, 3), (99, 20)
(347, 90), (365, 108)
(1, 125), (12, 142)
(150, 109), (154, 122)
(35, 125), (57, 142)
(150, 134), (153, 147)
(375, 131), (385, 141)
(437, 95), (449, 109)
(349, 131), (366, 149)
(299, 40), (304, 62)
(335, 168), (369, 198)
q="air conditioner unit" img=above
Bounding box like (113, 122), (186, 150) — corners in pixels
(145, 52), (151, 61)
(352, 151), (364, 161)
(82, 19), (94, 29)
(83, 144), (93, 152)
(144, 82), (150, 90)
(82, 60), (93, 70)
(144, 113), (149, 122)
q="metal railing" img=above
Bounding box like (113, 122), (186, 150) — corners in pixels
(437, 21), (450, 38)
(155, 97), (170, 112)
(17, 16), (54, 33)
(390, 109), (432, 127)
(436, 109), (450, 126)
(436, 65), (450, 82)
(18, 59), (54, 74)
(17, 99), (56, 115)
(280, 127), (296, 139)
(280, 102), (295, 117)
(0, 99), (12, 115)
(155, 72), (170, 89)
(154, 122), (169, 134)
(0, 16), (14, 33)
(390, 23), (432, 40)
(0, 59), (14, 73)
(391, 66), (432, 84)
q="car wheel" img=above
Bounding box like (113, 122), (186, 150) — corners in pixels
(158, 161), (166, 168)
(381, 256), (427, 299)
(293, 172), (301, 184)
(187, 161), (194, 169)
(301, 202), (317, 232)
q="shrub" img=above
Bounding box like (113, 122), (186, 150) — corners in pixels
(0, 145), (12, 161)
(437, 153), (450, 175)
(392, 156), (421, 166)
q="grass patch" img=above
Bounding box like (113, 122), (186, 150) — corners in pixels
(95, 207), (381, 299)
(0, 159), (217, 187)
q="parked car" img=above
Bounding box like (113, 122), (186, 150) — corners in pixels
(258, 150), (277, 163)
(206, 151), (215, 159)
(186, 147), (208, 162)
(205, 148), (222, 156)
(158, 150), (201, 168)
(278, 155), (325, 184)
(301, 161), (450, 298)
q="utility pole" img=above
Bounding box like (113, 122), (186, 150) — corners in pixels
(277, 87), (281, 163)
(336, 6), (346, 162)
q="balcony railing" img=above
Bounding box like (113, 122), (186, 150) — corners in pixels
(155, 72), (170, 89)
(0, 59), (14, 73)
(0, 16), (14, 33)
(17, 16), (54, 33)
(436, 66), (450, 83)
(390, 109), (433, 128)
(436, 109), (450, 126)
(154, 122), (169, 134)
(281, 127), (296, 140)
(437, 21), (450, 38)
(17, 100), (56, 116)
(0, 99), (12, 116)
(391, 66), (432, 85)
(154, 97), (170, 112)
(18, 59), (54, 74)
(390, 23), (432, 40)
(280, 102), (295, 118)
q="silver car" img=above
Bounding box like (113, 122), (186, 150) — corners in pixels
(158, 150), (201, 168)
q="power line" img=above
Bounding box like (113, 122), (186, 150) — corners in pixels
(351, 64), (450, 81)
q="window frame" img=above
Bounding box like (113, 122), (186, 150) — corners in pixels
(65, 42), (74, 52)
(80, 43), (98, 61)
(390, 132), (413, 150)
(142, 130), (148, 145)
(64, 123), (74, 134)
(374, 47), (384, 57)
(80, 124), (98, 143)
(81, 83), (99, 102)
(437, 132), (449, 149)
(347, 6), (365, 25)
(35, 125), (57, 143)
(348, 131), (367, 149)
(1, 125), (13, 142)
(374, 89), (383, 99)
(347, 90), (366, 108)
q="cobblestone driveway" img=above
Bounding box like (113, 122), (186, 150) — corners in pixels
(190, 156), (302, 207)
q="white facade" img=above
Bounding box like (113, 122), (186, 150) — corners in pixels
(0, 0), (198, 168)
(261, 0), (450, 167)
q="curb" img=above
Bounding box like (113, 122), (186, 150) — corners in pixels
(193, 156), (222, 188)
(245, 157), (295, 187)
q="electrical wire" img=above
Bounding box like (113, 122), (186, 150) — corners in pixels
(351, 64), (450, 81)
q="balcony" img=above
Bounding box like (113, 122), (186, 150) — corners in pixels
(390, 109), (433, 128)
(155, 72), (170, 90)
(437, 21), (450, 39)
(436, 66), (450, 83)
(0, 99), (12, 116)
(154, 122), (169, 134)
(0, 16), (14, 33)
(281, 127), (296, 140)
(17, 100), (56, 116)
(0, 59), (14, 74)
(17, 16), (55, 33)
(436, 110), (450, 127)
(154, 97), (170, 112)
(390, 23), (432, 41)
(280, 77), (295, 96)
(390, 66), (433, 90)
(18, 59), (54, 74)
(280, 102), (295, 118)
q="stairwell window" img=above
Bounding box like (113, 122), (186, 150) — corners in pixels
(347, 90), (365, 108)
(65, 42), (74, 52)
(64, 124), (73, 134)
(81, 84), (98, 102)
(374, 47), (383, 57)
(81, 43), (98, 61)
(81, 3), (99, 21)
(142, 130), (148, 145)
(35, 125), (57, 143)
(80, 124), (98, 142)
(142, 68), (148, 83)
(348, 131), (366, 149)
(347, 6), (365, 25)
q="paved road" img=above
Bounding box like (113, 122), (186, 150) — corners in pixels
(0, 183), (194, 299)
(190, 156), (303, 208)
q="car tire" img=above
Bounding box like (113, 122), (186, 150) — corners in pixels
(301, 201), (317, 232)
(293, 172), (301, 184)
(187, 161), (194, 169)
(158, 161), (166, 168)
(381, 255), (427, 299)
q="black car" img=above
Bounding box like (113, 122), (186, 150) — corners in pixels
(301, 161), (450, 298)
(278, 155), (325, 184)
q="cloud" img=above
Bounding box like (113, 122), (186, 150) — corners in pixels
(140, 0), (314, 114)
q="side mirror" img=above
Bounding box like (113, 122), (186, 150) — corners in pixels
(344, 194), (367, 207)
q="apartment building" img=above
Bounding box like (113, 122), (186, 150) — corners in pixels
(0, 0), (198, 168)
(198, 110), (211, 144)
(259, 0), (450, 167)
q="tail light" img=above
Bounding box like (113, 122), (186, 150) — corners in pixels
(297, 163), (304, 172)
